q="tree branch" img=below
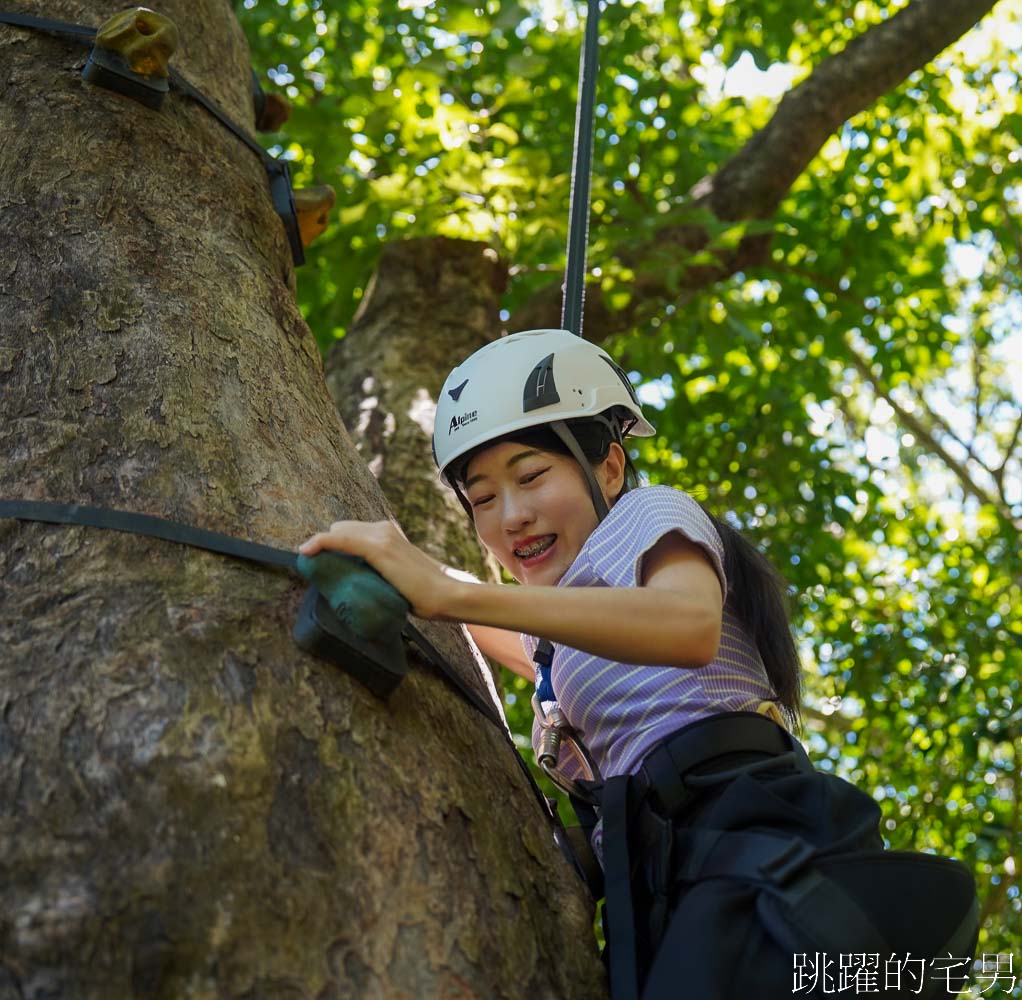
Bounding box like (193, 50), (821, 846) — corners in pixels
(843, 340), (1008, 514)
(993, 411), (1022, 492)
(772, 261), (1016, 518)
(510, 0), (1002, 339)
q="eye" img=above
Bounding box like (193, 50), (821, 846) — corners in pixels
(521, 467), (550, 485)
(470, 494), (495, 508)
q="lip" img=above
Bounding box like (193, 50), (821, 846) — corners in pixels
(514, 534), (557, 568)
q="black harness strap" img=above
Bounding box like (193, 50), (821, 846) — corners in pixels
(602, 774), (640, 1000)
(597, 713), (980, 998)
(0, 10), (304, 265)
(672, 826), (894, 954)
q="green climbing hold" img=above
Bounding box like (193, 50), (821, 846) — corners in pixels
(295, 551), (410, 640)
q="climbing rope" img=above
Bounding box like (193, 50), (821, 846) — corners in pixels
(562, 0), (602, 339)
(534, 0), (604, 786)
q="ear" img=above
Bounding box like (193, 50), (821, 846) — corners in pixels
(598, 441), (627, 504)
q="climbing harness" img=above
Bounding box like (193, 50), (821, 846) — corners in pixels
(596, 712), (980, 1000)
(0, 10), (304, 265)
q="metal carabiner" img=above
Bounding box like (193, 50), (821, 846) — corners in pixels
(532, 693), (602, 803)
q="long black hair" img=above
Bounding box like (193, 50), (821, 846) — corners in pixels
(455, 417), (803, 731)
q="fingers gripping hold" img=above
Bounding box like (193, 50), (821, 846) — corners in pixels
(297, 520), (453, 620)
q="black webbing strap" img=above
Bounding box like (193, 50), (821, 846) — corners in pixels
(672, 827), (894, 955)
(602, 774), (640, 1000)
(0, 498), (297, 570)
(0, 12), (258, 159)
(0, 9), (304, 265)
(168, 67), (271, 168)
(0, 9), (92, 43)
(0, 499), (496, 721)
(0, 499), (577, 853)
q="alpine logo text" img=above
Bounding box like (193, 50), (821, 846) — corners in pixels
(449, 410), (478, 434)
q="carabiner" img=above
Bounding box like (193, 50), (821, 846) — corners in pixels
(532, 693), (602, 803)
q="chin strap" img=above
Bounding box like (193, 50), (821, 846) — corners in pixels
(549, 419), (609, 522)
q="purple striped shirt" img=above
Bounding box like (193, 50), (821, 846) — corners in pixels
(524, 486), (778, 784)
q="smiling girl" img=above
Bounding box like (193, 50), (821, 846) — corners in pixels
(299, 329), (977, 1000)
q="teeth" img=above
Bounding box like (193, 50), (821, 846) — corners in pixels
(516, 536), (555, 558)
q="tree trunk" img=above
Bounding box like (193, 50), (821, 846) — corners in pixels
(0, 4), (604, 998)
(325, 237), (505, 583)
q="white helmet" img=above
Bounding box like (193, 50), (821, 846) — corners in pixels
(433, 328), (655, 488)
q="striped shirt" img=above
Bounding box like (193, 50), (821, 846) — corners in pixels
(524, 486), (778, 785)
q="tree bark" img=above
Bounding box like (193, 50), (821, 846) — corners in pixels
(325, 237), (505, 584)
(509, 0), (1002, 341)
(0, 4), (604, 998)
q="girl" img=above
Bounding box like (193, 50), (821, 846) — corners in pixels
(299, 329), (978, 999)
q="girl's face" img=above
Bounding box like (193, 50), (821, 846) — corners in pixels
(463, 439), (624, 586)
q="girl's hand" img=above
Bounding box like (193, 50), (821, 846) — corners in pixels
(298, 520), (459, 621)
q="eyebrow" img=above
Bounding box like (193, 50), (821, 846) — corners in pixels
(463, 449), (544, 490)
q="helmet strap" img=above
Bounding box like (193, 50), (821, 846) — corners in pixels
(549, 419), (610, 522)
(452, 482), (474, 519)
(451, 414), (623, 523)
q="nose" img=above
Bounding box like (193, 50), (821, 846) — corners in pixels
(500, 488), (534, 535)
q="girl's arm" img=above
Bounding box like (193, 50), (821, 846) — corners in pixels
(455, 533), (721, 668)
(465, 623), (535, 679)
(298, 522), (722, 669)
(440, 567), (536, 679)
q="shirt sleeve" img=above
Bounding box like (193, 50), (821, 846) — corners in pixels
(580, 487), (727, 601)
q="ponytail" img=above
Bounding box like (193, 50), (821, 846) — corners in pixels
(706, 512), (804, 733)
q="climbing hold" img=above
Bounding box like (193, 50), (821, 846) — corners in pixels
(82, 7), (178, 110)
(294, 185), (336, 248)
(251, 70), (292, 132)
(295, 551), (409, 639)
(293, 551), (411, 697)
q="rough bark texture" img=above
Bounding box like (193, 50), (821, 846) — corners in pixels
(508, 0), (1002, 341)
(0, 3), (605, 998)
(325, 237), (505, 585)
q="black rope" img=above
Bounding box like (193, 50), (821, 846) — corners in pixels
(561, 0), (601, 338)
(543, 0), (604, 698)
